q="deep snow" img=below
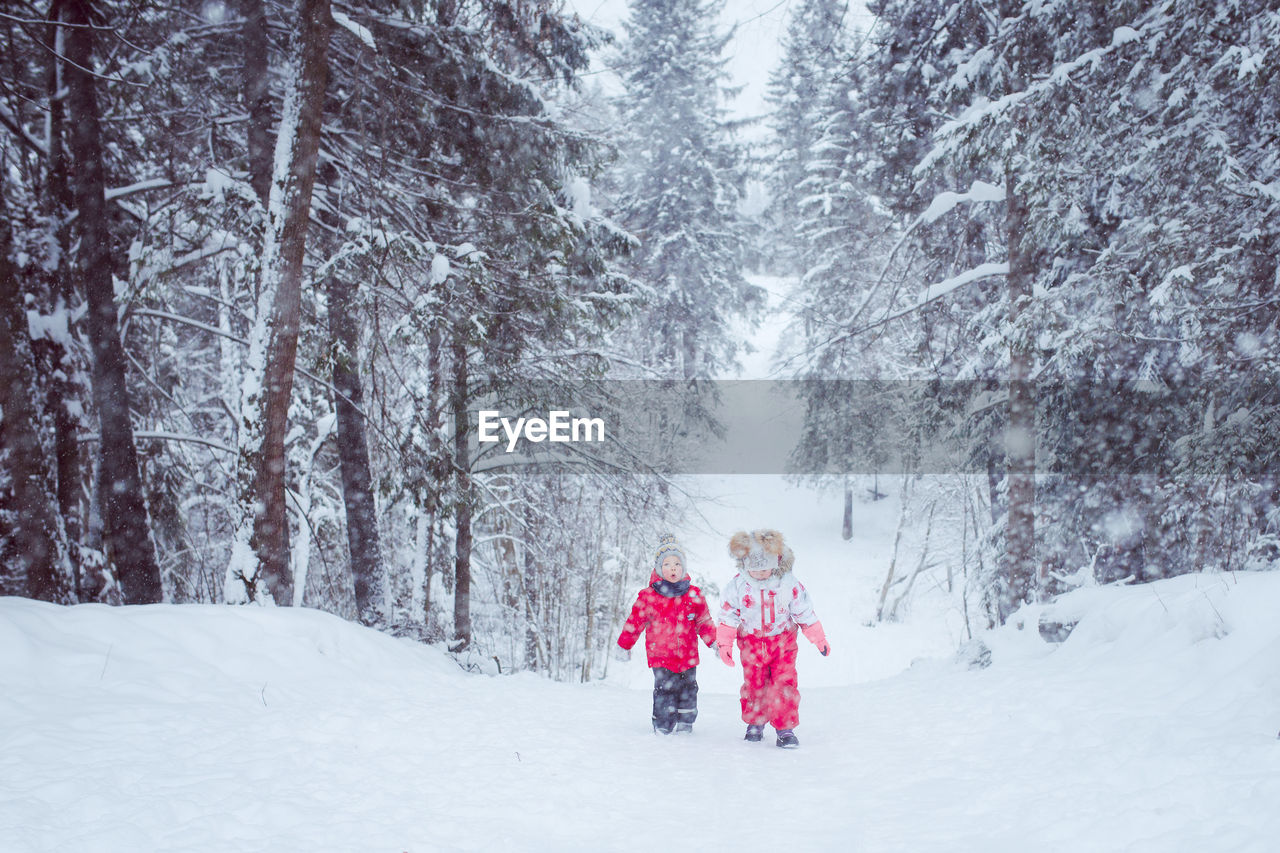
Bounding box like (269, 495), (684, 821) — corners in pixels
(5, 281), (1278, 852)
(4, 476), (1279, 853)
(7, 9), (1274, 840)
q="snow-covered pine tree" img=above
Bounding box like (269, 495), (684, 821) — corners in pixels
(764, 0), (851, 277)
(855, 0), (1280, 609)
(858, 0), (1067, 619)
(612, 0), (763, 379)
(1039, 0), (1280, 577)
(308, 2), (633, 645)
(0, 7), (88, 602)
(779, 22), (920, 480)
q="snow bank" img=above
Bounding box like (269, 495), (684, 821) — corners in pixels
(1005, 571), (1280, 658)
(3, 569), (1278, 852)
(985, 571), (1280, 759)
(0, 597), (879, 852)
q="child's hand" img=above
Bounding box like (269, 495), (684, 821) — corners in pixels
(715, 623), (737, 667)
(612, 645), (631, 663)
(801, 621), (831, 657)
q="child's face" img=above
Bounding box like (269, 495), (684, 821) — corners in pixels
(660, 554), (684, 582)
(747, 567), (773, 581)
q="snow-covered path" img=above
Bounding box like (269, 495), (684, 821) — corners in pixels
(4, 561), (1279, 852)
(5, 279), (1278, 853)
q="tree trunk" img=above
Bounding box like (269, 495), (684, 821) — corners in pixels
(581, 571), (595, 682)
(420, 321), (445, 629)
(43, 2), (86, 597)
(1003, 171), (1037, 620)
(0, 201), (72, 602)
(64, 0), (162, 604)
(681, 327), (697, 380)
(229, 0), (332, 605)
(329, 272), (385, 625)
(498, 533), (521, 668)
(451, 340), (473, 648)
(523, 502), (541, 670)
(842, 478), (853, 540)
(241, 0), (273, 208)
(876, 473), (911, 622)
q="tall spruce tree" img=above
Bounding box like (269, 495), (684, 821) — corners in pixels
(848, 0), (1280, 618)
(613, 0), (762, 379)
(308, 3), (631, 642)
(764, 0), (850, 276)
(778, 22), (913, 500)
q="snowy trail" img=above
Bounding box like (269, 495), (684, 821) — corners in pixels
(4, 567), (1280, 852)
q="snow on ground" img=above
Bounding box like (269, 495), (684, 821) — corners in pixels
(733, 273), (794, 380)
(9, 267), (1277, 851)
(4, 559), (1279, 852)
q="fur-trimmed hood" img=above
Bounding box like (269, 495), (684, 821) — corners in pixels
(728, 529), (794, 574)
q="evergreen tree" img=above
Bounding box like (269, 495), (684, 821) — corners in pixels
(845, 0), (1280, 621)
(764, 0), (850, 276)
(612, 0), (763, 379)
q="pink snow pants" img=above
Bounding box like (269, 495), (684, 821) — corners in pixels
(737, 629), (800, 730)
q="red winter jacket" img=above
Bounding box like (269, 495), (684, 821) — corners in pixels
(617, 572), (716, 672)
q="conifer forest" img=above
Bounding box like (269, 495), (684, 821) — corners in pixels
(1, 0), (1277, 680)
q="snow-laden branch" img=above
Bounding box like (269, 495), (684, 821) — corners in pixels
(131, 308), (244, 344)
(78, 430), (234, 454)
(105, 178), (175, 201)
(815, 180), (1007, 340)
(920, 181), (1006, 224)
(0, 100), (47, 156)
(133, 242), (240, 286)
(332, 10), (376, 51)
(851, 262), (1010, 332)
(780, 256), (1012, 374)
(915, 14), (1161, 176)
(918, 262), (1009, 305)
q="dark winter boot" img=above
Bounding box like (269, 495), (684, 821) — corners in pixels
(653, 720), (674, 735)
(776, 729), (800, 749)
(744, 724), (765, 742)
(675, 722), (693, 734)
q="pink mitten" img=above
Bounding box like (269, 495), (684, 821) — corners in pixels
(715, 623), (737, 667)
(802, 621), (831, 656)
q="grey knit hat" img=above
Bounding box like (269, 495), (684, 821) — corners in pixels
(653, 533), (686, 574)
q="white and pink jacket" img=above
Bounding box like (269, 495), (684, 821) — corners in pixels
(718, 571), (817, 638)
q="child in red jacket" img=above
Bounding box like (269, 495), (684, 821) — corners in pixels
(715, 529), (830, 749)
(615, 534), (717, 734)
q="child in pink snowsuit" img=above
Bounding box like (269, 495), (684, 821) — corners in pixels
(716, 529), (830, 749)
